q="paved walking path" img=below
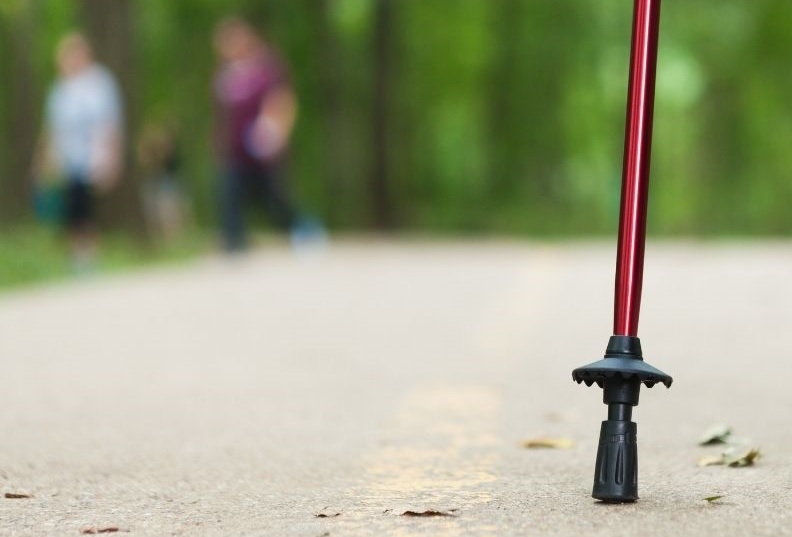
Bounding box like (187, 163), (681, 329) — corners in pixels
(1, 241), (791, 536)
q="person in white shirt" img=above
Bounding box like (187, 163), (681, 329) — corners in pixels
(32, 32), (123, 271)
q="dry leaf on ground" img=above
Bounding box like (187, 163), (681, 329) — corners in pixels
(725, 447), (760, 467)
(4, 493), (31, 499)
(401, 509), (457, 517)
(704, 495), (724, 503)
(521, 437), (574, 449)
(698, 454), (725, 467)
(698, 424), (732, 446)
(699, 447), (760, 468)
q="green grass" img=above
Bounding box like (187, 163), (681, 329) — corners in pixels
(0, 224), (212, 290)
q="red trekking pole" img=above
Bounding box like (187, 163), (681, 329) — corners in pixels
(572, 0), (672, 502)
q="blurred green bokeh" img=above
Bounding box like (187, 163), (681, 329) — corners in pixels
(2, 0), (792, 239)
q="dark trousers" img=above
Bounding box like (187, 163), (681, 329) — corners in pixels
(220, 163), (298, 251)
(63, 178), (95, 232)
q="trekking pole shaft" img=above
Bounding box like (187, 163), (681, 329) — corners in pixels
(614, 0), (662, 337)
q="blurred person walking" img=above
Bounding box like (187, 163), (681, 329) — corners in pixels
(31, 32), (123, 272)
(213, 16), (322, 252)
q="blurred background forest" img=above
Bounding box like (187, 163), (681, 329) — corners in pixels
(2, 0), (792, 251)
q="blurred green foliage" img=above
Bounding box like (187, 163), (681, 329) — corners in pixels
(3, 0), (792, 236)
(0, 226), (209, 288)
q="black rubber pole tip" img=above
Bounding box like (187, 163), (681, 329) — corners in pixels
(593, 419), (638, 502)
(573, 337), (672, 503)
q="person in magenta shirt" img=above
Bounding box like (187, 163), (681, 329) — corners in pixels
(213, 16), (316, 252)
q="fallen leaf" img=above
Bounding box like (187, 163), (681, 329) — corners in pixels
(698, 424), (732, 446)
(521, 437), (574, 449)
(698, 454), (725, 467)
(704, 495), (724, 503)
(315, 511), (341, 518)
(4, 493), (31, 499)
(725, 447), (760, 468)
(80, 529), (124, 535)
(401, 510), (457, 517)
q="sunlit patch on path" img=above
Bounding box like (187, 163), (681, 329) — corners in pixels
(338, 385), (501, 536)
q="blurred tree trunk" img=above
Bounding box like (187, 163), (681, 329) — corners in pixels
(488, 0), (573, 203)
(370, 0), (395, 230)
(314, 0), (345, 225)
(80, 0), (148, 240)
(0, 3), (40, 224)
(487, 0), (521, 199)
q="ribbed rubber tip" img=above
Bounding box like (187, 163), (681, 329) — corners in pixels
(592, 420), (638, 502)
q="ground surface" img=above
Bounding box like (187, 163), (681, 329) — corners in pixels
(1, 240), (791, 537)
